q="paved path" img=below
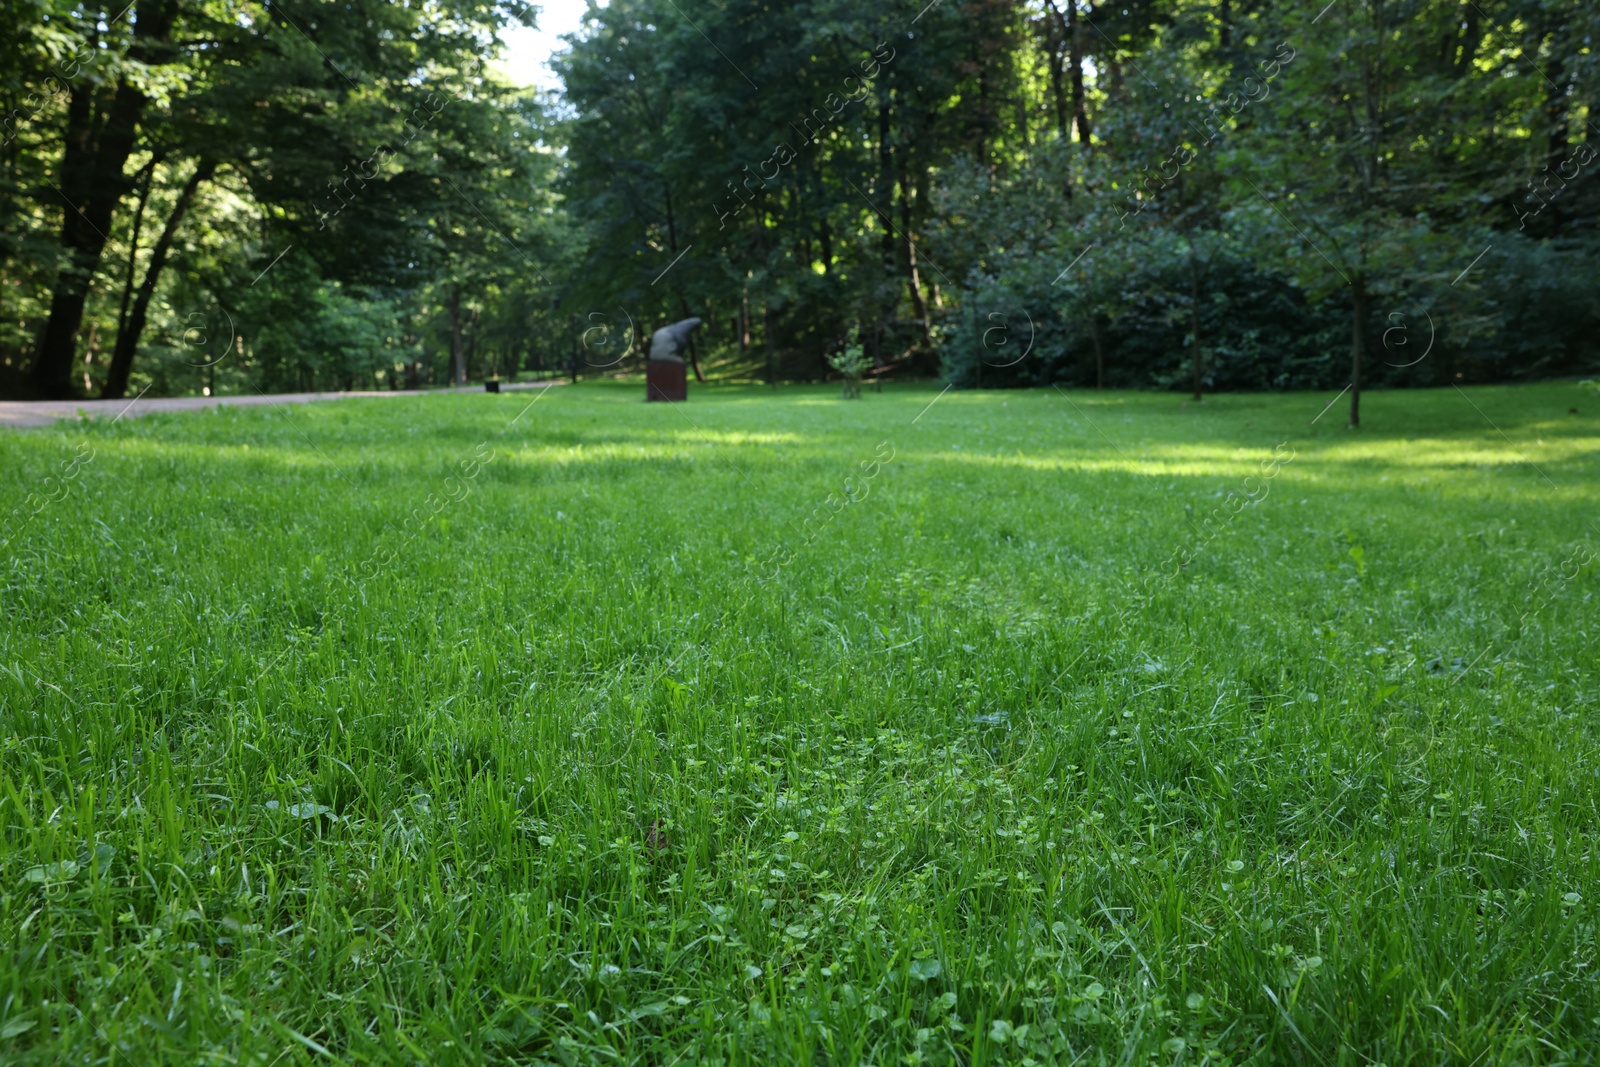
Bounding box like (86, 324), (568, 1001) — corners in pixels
(0, 380), (564, 429)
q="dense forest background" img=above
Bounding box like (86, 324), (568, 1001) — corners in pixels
(1, 0), (1596, 404)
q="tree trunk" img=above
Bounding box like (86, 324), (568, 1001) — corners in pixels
(103, 158), (215, 399)
(1091, 311), (1104, 388)
(899, 164), (932, 349)
(1041, 9), (1070, 142)
(753, 198), (775, 387)
(877, 87), (897, 301)
(1453, 4), (1481, 74)
(82, 323), (100, 394)
(28, 2), (180, 398)
(1543, 32), (1570, 178)
(971, 33), (990, 163)
(115, 158), (159, 346)
(661, 185), (705, 382)
(678, 294), (706, 382)
(1350, 274), (1366, 427)
(569, 314), (579, 384)
(874, 324), (884, 392)
(31, 82), (142, 397)
(1061, 0), (1092, 143)
(1189, 246), (1204, 402)
(448, 286), (466, 386)
(763, 299), (775, 388)
(739, 286), (750, 354)
(1069, 2), (1090, 143)
(466, 308), (481, 379)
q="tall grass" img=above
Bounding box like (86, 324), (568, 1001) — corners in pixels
(1, 381), (1596, 1064)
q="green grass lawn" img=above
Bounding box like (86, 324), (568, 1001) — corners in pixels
(2, 380), (1598, 1065)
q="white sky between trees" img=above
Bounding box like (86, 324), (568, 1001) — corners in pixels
(495, 0), (599, 91)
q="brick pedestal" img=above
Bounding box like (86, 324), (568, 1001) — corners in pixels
(646, 360), (687, 402)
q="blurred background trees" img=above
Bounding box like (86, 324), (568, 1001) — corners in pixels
(1, 0), (1595, 401)
(0, 0), (569, 398)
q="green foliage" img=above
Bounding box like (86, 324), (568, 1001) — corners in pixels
(2, 381), (1598, 1061)
(826, 337), (868, 397)
(1, 0), (569, 398)
(555, 0), (1032, 381)
(548, 0), (1600, 397)
(942, 225), (1347, 391)
(7, 0), (1599, 398)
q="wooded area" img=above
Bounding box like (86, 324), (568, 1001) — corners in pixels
(6, 5), (1600, 1059)
(2, 0), (1596, 423)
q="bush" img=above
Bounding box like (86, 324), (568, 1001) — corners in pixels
(941, 234), (1346, 391)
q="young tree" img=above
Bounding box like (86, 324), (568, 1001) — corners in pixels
(1236, 0), (1519, 424)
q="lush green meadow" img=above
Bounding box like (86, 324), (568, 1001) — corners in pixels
(1, 381), (1597, 1065)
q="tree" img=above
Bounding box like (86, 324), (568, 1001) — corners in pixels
(12, 0), (540, 398)
(1235, 0), (1525, 424)
(27, 2), (181, 397)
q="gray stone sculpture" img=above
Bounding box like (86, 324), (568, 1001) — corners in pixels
(649, 317), (703, 363)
